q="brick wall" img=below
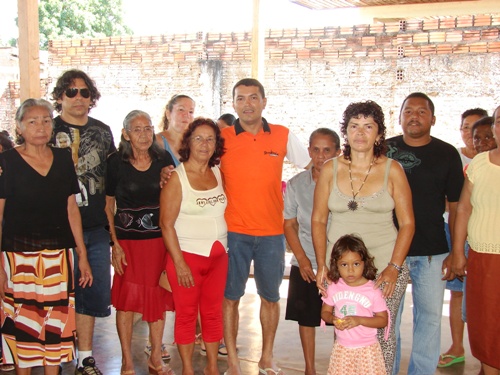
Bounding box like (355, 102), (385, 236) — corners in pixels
(2, 13), (500, 178)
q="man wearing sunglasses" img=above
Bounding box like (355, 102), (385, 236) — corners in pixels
(51, 69), (116, 375)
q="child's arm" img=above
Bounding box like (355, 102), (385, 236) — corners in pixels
(340, 311), (388, 330)
(321, 302), (334, 324)
(321, 303), (345, 330)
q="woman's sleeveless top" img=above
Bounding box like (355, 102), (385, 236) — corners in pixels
(161, 135), (180, 166)
(174, 163), (227, 257)
(327, 158), (398, 272)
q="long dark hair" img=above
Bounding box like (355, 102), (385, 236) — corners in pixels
(178, 117), (225, 167)
(327, 234), (378, 283)
(118, 110), (164, 163)
(340, 100), (386, 160)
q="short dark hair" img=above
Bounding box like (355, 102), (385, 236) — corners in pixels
(0, 131), (14, 151)
(218, 113), (236, 126)
(118, 110), (164, 163)
(51, 69), (101, 113)
(340, 100), (386, 160)
(309, 128), (340, 150)
(178, 117), (225, 167)
(461, 108), (488, 128)
(232, 78), (265, 99)
(401, 92), (435, 116)
(327, 234), (378, 283)
(471, 116), (494, 135)
(160, 94), (195, 131)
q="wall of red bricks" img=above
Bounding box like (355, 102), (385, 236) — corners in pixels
(2, 13), (500, 177)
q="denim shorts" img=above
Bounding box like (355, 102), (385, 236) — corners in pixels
(74, 226), (111, 317)
(224, 232), (285, 303)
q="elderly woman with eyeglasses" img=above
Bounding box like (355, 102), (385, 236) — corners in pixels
(105, 110), (175, 375)
(160, 117), (227, 375)
(0, 98), (92, 374)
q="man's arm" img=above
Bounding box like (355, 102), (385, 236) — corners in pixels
(286, 131), (311, 169)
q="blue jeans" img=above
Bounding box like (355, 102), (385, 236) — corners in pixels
(393, 253), (447, 375)
(74, 226), (111, 317)
(224, 232), (285, 302)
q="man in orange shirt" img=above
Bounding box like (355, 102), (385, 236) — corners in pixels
(221, 78), (310, 375)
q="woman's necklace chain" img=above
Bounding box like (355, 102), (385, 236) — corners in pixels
(348, 158), (375, 211)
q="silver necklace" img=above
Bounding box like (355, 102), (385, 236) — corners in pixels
(348, 158), (374, 211)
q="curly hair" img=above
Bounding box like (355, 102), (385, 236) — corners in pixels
(160, 94), (195, 131)
(340, 100), (387, 160)
(327, 234), (378, 283)
(51, 69), (101, 113)
(178, 117), (225, 167)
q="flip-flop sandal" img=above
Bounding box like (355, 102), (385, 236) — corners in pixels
(258, 367), (284, 375)
(437, 354), (465, 368)
(218, 343), (228, 356)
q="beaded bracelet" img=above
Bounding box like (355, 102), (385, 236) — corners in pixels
(388, 262), (402, 273)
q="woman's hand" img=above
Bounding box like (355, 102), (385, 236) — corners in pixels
(111, 242), (127, 276)
(297, 257), (316, 283)
(0, 268), (8, 299)
(160, 165), (175, 188)
(175, 259), (195, 288)
(442, 253), (459, 281)
(78, 257), (93, 288)
(374, 265), (398, 298)
(315, 266), (329, 297)
(451, 251), (467, 279)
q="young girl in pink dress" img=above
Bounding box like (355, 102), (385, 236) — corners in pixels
(321, 234), (388, 375)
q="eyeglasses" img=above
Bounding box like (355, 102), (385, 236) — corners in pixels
(192, 135), (216, 145)
(129, 126), (154, 135)
(65, 88), (91, 99)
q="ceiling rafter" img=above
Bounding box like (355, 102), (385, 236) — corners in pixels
(290, 0), (476, 9)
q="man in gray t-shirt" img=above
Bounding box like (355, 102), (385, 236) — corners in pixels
(283, 128), (340, 375)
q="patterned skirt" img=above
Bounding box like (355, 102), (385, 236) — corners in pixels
(327, 341), (387, 375)
(1, 249), (76, 368)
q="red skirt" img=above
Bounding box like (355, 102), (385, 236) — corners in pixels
(466, 249), (500, 369)
(111, 237), (174, 322)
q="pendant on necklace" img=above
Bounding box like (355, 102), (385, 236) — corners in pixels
(347, 200), (358, 211)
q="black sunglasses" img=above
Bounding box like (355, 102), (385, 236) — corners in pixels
(65, 88), (91, 99)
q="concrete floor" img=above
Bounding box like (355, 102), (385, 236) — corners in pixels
(21, 278), (481, 375)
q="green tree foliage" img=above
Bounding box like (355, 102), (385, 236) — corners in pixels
(38, 0), (132, 49)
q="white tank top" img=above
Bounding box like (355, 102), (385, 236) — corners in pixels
(174, 163), (227, 256)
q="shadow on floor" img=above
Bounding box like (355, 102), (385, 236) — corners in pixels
(17, 281), (481, 374)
